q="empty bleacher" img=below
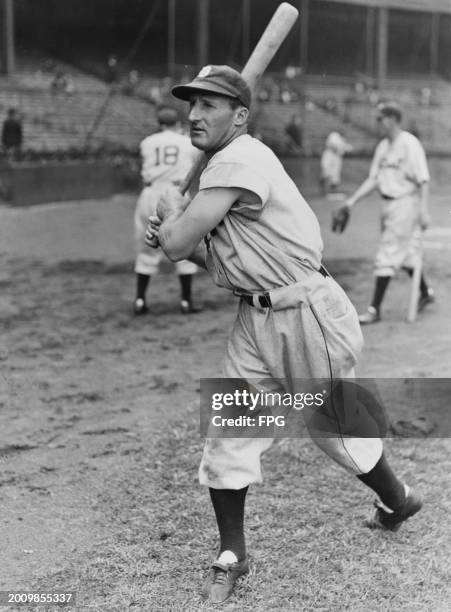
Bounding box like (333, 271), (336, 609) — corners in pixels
(1, 50), (450, 157)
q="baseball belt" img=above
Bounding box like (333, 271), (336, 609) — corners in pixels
(238, 265), (330, 309)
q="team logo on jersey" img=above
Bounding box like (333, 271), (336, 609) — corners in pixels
(198, 65), (212, 78)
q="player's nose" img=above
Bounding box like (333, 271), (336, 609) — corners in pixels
(188, 101), (202, 122)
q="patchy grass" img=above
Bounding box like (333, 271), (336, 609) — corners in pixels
(27, 409), (451, 611)
(2, 188), (450, 610)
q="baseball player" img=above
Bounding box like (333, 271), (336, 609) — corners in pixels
(320, 130), (352, 194)
(335, 101), (434, 324)
(133, 106), (200, 315)
(145, 68), (422, 604)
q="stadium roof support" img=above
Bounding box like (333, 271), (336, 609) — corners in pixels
(1, 0), (15, 75)
(197, 0), (209, 68)
(377, 6), (388, 85)
(242, 0), (251, 63)
(168, 0), (176, 77)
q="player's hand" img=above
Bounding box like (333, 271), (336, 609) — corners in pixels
(332, 203), (351, 233)
(145, 215), (161, 248)
(418, 209), (430, 231)
(156, 185), (189, 221)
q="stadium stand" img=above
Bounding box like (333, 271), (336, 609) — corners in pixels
(1, 50), (450, 157)
(0, 51), (158, 153)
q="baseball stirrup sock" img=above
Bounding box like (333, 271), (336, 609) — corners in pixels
(136, 273), (150, 300)
(371, 276), (391, 311)
(209, 487), (248, 561)
(179, 274), (192, 303)
(357, 453), (406, 511)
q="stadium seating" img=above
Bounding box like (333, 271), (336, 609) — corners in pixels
(1, 50), (450, 156)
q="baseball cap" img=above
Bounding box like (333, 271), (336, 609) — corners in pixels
(172, 65), (251, 109)
(376, 101), (402, 122)
(157, 106), (179, 126)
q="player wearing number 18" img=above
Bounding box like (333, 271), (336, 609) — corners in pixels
(133, 106), (201, 315)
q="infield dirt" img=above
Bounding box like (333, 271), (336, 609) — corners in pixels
(1, 179), (450, 610)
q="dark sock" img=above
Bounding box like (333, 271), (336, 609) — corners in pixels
(371, 276), (391, 312)
(136, 273), (150, 301)
(402, 267), (430, 298)
(209, 487), (248, 561)
(357, 453), (406, 511)
(179, 274), (192, 303)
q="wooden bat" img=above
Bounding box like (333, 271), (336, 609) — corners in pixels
(407, 234), (423, 323)
(148, 2), (299, 247)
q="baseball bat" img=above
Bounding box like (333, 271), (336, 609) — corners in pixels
(148, 2), (299, 247)
(407, 236), (423, 323)
(179, 2), (299, 194)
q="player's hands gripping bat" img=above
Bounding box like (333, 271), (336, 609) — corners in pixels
(144, 186), (189, 248)
(332, 204), (351, 233)
(146, 2), (299, 248)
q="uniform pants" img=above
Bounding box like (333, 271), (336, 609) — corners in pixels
(375, 194), (421, 277)
(199, 273), (384, 489)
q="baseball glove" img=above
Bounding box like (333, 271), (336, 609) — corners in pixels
(332, 205), (351, 233)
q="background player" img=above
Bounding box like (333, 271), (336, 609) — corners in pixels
(133, 106), (200, 315)
(320, 130), (352, 195)
(338, 101), (434, 324)
(145, 67), (423, 605)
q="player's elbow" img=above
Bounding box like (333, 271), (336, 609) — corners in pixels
(165, 248), (185, 263)
(162, 240), (194, 262)
(159, 222), (201, 262)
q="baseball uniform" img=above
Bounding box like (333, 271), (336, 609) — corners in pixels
(197, 134), (383, 489)
(369, 130), (430, 277)
(134, 129), (198, 277)
(320, 131), (352, 191)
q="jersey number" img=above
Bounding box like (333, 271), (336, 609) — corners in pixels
(155, 145), (179, 166)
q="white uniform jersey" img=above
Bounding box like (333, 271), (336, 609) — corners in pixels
(369, 130), (429, 199)
(199, 134), (323, 293)
(140, 129), (197, 186)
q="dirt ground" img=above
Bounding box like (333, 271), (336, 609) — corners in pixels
(1, 176), (450, 611)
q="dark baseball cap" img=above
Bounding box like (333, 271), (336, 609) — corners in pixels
(172, 65), (251, 109)
(377, 101), (402, 122)
(157, 106), (179, 126)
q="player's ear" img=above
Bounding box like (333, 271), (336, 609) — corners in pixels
(234, 106), (249, 127)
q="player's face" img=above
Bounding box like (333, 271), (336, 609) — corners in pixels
(376, 114), (392, 137)
(188, 94), (240, 152)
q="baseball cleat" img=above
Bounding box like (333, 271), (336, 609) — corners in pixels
(418, 288), (435, 312)
(358, 306), (381, 325)
(133, 298), (149, 315)
(365, 489), (423, 531)
(202, 557), (249, 604)
(180, 300), (202, 314)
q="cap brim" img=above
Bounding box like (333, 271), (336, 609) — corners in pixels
(172, 82), (239, 102)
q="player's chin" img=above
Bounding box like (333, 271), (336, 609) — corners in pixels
(190, 130), (209, 150)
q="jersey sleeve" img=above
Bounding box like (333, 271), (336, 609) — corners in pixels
(407, 138), (430, 184)
(199, 161), (270, 213)
(369, 142), (384, 180)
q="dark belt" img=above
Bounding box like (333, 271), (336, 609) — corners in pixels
(381, 194), (395, 200)
(240, 265), (330, 309)
(240, 291), (272, 308)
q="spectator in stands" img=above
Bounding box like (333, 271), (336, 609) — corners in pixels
(2, 108), (23, 156)
(64, 75), (76, 95)
(279, 82), (292, 104)
(320, 131), (353, 195)
(420, 87), (431, 107)
(50, 70), (69, 94)
(123, 70), (139, 95)
(284, 113), (303, 154)
(106, 54), (118, 83)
